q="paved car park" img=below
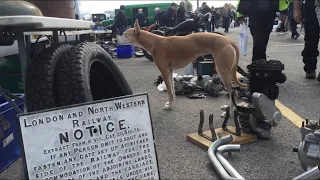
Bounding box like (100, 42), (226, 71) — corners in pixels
(1, 27), (318, 179)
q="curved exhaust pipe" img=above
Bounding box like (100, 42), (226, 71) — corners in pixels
(207, 135), (244, 180)
(217, 144), (244, 180)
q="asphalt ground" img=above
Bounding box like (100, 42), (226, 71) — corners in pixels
(1, 26), (317, 179)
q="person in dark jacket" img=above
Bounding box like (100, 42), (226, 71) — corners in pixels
(135, 8), (146, 27)
(154, 7), (164, 26)
(114, 5), (127, 36)
(221, 3), (232, 33)
(237, 0), (289, 62)
(200, 2), (212, 32)
(288, 0), (300, 39)
(163, 2), (177, 27)
(210, 6), (217, 31)
(177, 1), (187, 24)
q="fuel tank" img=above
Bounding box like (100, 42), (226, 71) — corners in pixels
(28, 0), (75, 19)
(0, 0), (43, 16)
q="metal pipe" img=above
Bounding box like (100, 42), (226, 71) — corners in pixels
(217, 144), (244, 180)
(207, 135), (239, 180)
(293, 166), (320, 180)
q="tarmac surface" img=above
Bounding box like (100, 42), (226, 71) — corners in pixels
(1, 27), (318, 179)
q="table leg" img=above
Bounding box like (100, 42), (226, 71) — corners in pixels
(16, 31), (29, 95)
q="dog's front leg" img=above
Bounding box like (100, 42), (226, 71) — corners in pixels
(162, 71), (174, 110)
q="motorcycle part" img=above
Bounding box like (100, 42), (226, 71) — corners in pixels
(26, 44), (73, 112)
(236, 77), (250, 98)
(207, 135), (242, 180)
(204, 74), (224, 97)
(174, 76), (197, 95)
(197, 110), (217, 141)
(246, 59), (286, 100)
(292, 166), (320, 180)
(56, 42), (133, 106)
(216, 144), (243, 180)
(188, 93), (206, 99)
(154, 75), (163, 86)
(294, 119), (320, 171)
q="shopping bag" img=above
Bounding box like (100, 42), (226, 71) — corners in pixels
(230, 20), (235, 28)
(239, 23), (249, 56)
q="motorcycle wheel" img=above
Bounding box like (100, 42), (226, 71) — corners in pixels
(143, 30), (165, 61)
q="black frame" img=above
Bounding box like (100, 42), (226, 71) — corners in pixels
(17, 92), (161, 180)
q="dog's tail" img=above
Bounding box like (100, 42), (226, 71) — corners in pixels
(230, 41), (249, 88)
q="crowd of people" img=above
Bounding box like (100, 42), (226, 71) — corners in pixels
(113, 1), (240, 35)
(114, 0), (318, 81)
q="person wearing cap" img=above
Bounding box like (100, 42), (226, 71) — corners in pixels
(163, 2), (177, 27)
(135, 8), (146, 27)
(114, 5), (128, 36)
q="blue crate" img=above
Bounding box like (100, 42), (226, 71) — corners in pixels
(0, 94), (24, 173)
(116, 45), (135, 59)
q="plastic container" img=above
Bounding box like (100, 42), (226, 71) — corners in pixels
(116, 45), (135, 59)
(0, 94), (25, 173)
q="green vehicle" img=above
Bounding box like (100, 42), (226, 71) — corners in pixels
(101, 3), (172, 27)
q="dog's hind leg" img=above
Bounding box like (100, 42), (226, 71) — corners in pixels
(161, 70), (174, 110)
(219, 73), (234, 119)
(169, 70), (176, 100)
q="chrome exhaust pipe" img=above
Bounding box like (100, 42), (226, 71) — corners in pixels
(207, 135), (242, 180)
(217, 144), (244, 180)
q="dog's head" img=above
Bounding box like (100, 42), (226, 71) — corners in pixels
(117, 19), (143, 47)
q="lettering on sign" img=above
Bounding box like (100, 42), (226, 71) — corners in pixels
(19, 94), (159, 180)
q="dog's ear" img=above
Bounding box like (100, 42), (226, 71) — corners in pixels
(134, 19), (141, 35)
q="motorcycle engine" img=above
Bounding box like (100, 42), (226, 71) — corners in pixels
(235, 59), (287, 139)
(294, 120), (320, 171)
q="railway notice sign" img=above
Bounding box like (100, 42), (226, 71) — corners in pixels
(18, 93), (160, 180)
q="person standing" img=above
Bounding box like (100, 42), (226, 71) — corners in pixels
(294, 0), (320, 79)
(211, 6), (217, 31)
(177, 1), (187, 24)
(222, 3), (232, 33)
(163, 2), (177, 27)
(200, 2), (212, 32)
(135, 8), (146, 27)
(237, 0), (289, 62)
(288, 0), (300, 39)
(114, 5), (128, 36)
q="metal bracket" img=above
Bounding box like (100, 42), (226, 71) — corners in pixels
(198, 110), (217, 141)
(221, 107), (242, 136)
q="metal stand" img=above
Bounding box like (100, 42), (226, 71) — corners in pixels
(198, 110), (217, 141)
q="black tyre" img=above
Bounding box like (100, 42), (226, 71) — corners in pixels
(143, 30), (165, 61)
(56, 42), (133, 107)
(26, 44), (73, 112)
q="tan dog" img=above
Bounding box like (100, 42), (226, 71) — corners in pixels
(118, 20), (248, 115)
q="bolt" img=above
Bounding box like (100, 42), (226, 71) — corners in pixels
(302, 121), (305, 127)
(306, 119), (309, 125)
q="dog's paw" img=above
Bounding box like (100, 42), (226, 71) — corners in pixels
(220, 105), (228, 110)
(163, 102), (171, 110)
(220, 111), (226, 118)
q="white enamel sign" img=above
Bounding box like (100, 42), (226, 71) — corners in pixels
(18, 93), (159, 180)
